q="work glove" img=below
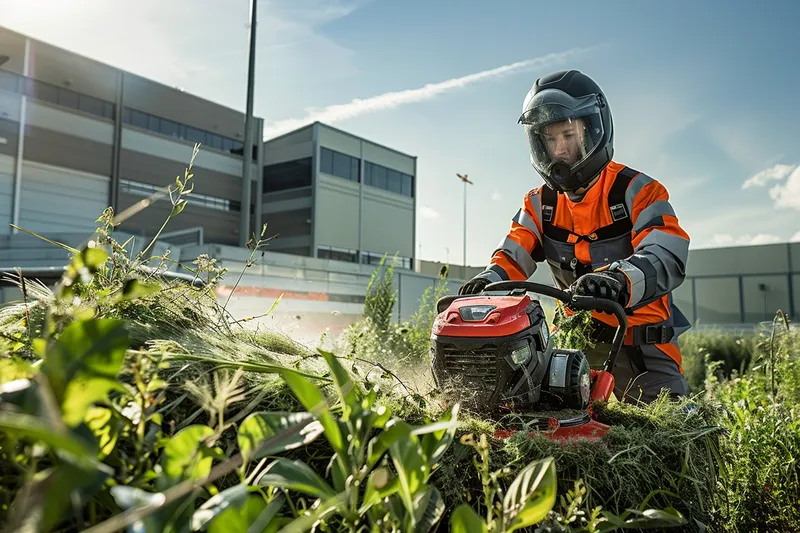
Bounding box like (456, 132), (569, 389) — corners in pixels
(458, 277), (491, 295)
(571, 271), (629, 305)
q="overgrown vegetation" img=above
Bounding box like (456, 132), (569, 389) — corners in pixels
(1, 147), (798, 532)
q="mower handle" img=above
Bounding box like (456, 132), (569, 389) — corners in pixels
(483, 280), (627, 373)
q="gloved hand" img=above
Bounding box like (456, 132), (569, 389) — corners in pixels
(458, 276), (491, 295)
(571, 271), (629, 304)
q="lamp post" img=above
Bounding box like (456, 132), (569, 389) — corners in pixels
(239, 0), (258, 247)
(456, 173), (473, 278)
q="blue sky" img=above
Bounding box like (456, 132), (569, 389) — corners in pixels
(5, 0), (800, 266)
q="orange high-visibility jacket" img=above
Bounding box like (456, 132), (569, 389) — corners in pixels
(473, 161), (691, 370)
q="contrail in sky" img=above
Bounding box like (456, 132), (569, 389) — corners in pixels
(262, 46), (596, 139)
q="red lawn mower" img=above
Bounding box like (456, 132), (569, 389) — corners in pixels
(430, 280), (626, 443)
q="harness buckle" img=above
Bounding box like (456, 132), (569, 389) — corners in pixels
(610, 203), (628, 222)
(542, 205), (554, 222)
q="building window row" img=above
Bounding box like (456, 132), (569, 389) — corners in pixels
(320, 147), (359, 182)
(120, 179), (241, 212)
(122, 107), (257, 160)
(0, 69), (115, 121)
(318, 147), (414, 198)
(317, 245), (412, 270)
(0, 69), (257, 161)
(263, 157), (312, 192)
(364, 161), (413, 197)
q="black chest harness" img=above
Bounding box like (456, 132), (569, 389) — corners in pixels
(533, 166), (639, 287)
(534, 166), (677, 348)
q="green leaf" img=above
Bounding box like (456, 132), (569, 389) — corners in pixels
(81, 246), (109, 270)
(170, 199), (187, 216)
(366, 418), (413, 471)
(191, 483), (251, 531)
(503, 457), (558, 532)
(389, 422), (427, 518)
(318, 349), (360, 421)
(84, 406), (118, 458)
(418, 404), (459, 466)
(414, 485), (445, 533)
(119, 278), (161, 301)
(208, 494), (289, 533)
(279, 369), (347, 467)
(358, 467), (400, 514)
(276, 492), (349, 533)
(109, 485), (168, 533)
(257, 458), (337, 500)
(238, 411), (324, 465)
(0, 412), (97, 467)
(161, 424), (216, 484)
(39, 318), (130, 426)
(450, 504), (488, 533)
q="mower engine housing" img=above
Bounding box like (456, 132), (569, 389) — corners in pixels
(430, 292), (590, 411)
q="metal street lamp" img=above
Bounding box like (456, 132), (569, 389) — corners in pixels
(239, 0), (258, 247)
(456, 173), (473, 275)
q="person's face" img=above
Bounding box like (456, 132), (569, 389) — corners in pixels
(542, 118), (586, 166)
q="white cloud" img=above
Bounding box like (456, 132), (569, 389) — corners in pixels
(262, 46), (595, 138)
(710, 233), (782, 247)
(768, 166), (800, 210)
(419, 206), (440, 219)
(742, 164), (797, 189)
(792, 231), (800, 243)
(492, 191), (502, 201)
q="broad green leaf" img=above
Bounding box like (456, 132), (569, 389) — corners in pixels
(0, 412), (97, 467)
(84, 406), (118, 458)
(414, 486), (445, 533)
(279, 369), (347, 467)
(418, 404), (459, 466)
(0, 358), (33, 385)
(6, 464), (110, 533)
(0, 378), (42, 417)
(238, 411), (324, 465)
(170, 199), (187, 216)
(207, 494), (290, 533)
(161, 424), (216, 483)
(119, 278), (161, 301)
(318, 348), (360, 421)
(389, 423), (427, 518)
(276, 492), (349, 533)
(608, 507), (688, 529)
(503, 457), (557, 532)
(366, 418), (413, 471)
(450, 504), (488, 533)
(257, 458), (336, 500)
(109, 485), (168, 533)
(39, 318), (129, 426)
(81, 246), (109, 270)
(358, 467), (400, 514)
(191, 483), (250, 531)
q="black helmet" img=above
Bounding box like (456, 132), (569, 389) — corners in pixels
(518, 70), (613, 194)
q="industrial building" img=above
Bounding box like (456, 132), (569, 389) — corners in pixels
(0, 24), (796, 335)
(261, 122), (416, 268)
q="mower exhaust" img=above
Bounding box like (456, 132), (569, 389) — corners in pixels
(429, 281), (627, 443)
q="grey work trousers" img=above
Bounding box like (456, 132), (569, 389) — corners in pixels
(584, 342), (690, 404)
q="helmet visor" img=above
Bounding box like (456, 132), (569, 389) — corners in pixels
(520, 96), (605, 189)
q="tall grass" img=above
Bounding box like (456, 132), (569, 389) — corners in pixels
(1, 147), (798, 532)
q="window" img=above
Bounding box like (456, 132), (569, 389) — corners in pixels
(122, 106), (251, 159)
(320, 147), (359, 182)
(120, 179), (239, 212)
(363, 162), (414, 197)
(360, 251), (412, 270)
(263, 157), (313, 192)
(318, 245), (358, 263)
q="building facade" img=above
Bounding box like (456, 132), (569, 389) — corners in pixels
(262, 122), (416, 268)
(0, 25), (262, 246)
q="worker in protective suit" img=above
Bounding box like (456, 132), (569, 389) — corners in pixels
(459, 69), (692, 404)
